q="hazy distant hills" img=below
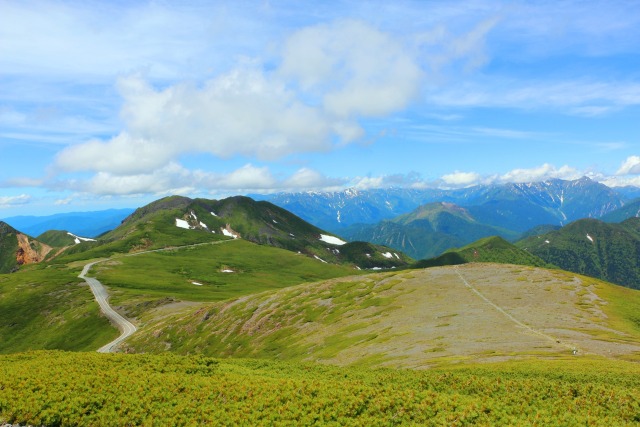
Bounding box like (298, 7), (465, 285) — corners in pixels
(516, 217), (640, 289)
(1, 208), (134, 238)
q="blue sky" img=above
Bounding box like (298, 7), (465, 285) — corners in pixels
(2, 0), (640, 215)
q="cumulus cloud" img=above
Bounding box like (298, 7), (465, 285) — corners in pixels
(281, 20), (422, 118)
(53, 163), (345, 196)
(498, 164), (581, 183)
(435, 164), (587, 189)
(441, 171), (482, 187)
(616, 156), (640, 175)
(0, 194), (31, 208)
(284, 168), (345, 190)
(54, 20), (427, 178)
(350, 173), (426, 190)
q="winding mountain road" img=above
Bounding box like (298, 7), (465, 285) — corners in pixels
(79, 261), (137, 353)
(78, 240), (236, 353)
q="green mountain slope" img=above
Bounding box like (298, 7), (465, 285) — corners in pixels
(59, 195), (411, 269)
(413, 236), (552, 269)
(516, 218), (640, 289)
(37, 230), (79, 247)
(344, 202), (519, 259)
(0, 265), (117, 353)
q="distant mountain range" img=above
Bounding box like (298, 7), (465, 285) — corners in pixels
(258, 177), (626, 233)
(260, 177), (631, 260)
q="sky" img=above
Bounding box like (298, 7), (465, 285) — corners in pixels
(2, 0), (640, 216)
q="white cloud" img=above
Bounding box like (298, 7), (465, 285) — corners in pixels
(0, 194), (31, 208)
(498, 164), (581, 183)
(52, 20), (430, 180)
(600, 175), (640, 188)
(441, 171), (482, 187)
(280, 20), (423, 118)
(284, 168), (345, 190)
(56, 133), (171, 175)
(616, 156), (640, 175)
(350, 173), (426, 190)
(54, 197), (73, 206)
(54, 163), (347, 196)
(216, 164), (277, 190)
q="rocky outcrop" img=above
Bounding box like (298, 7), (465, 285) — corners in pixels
(15, 233), (52, 265)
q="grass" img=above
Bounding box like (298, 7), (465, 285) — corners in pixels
(91, 240), (363, 318)
(2, 351), (640, 426)
(0, 265), (117, 353)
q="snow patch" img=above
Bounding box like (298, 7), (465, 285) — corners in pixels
(221, 269), (234, 273)
(314, 255), (328, 263)
(211, 212), (218, 217)
(191, 282), (203, 286)
(545, 240), (550, 244)
(222, 228), (238, 239)
(175, 218), (190, 229)
(272, 219), (278, 224)
(319, 234), (346, 245)
(394, 253), (400, 259)
(200, 222), (208, 229)
(289, 233), (295, 237)
(67, 232), (96, 243)
(371, 267), (382, 270)
(366, 253), (371, 258)
(586, 234), (594, 243)
(381, 252), (393, 259)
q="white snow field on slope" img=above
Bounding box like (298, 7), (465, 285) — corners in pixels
(67, 232), (97, 244)
(319, 234), (346, 245)
(175, 218), (190, 229)
(222, 228), (238, 239)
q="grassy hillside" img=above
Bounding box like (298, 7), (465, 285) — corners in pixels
(56, 195), (411, 269)
(58, 206), (225, 262)
(2, 351), (640, 426)
(0, 264), (117, 353)
(517, 218), (640, 289)
(126, 264), (640, 367)
(0, 222), (20, 273)
(36, 230), (77, 247)
(92, 239), (363, 320)
(414, 236), (552, 269)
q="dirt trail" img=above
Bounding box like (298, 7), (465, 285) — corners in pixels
(454, 266), (577, 353)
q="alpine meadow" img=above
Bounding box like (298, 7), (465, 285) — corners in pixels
(2, 1), (640, 426)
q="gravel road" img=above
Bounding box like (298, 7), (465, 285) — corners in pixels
(79, 261), (137, 353)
